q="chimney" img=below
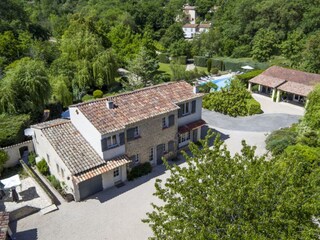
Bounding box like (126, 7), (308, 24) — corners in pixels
(106, 100), (114, 109)
(193, 83), (199, 94)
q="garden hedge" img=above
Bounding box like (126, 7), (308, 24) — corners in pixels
(128, 162), (152, 181)
(194, 56), (208, 67)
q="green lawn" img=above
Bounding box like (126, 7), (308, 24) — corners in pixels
(158, 63), (173, 76)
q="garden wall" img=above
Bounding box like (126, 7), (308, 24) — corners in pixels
(1, 140), (34, 168)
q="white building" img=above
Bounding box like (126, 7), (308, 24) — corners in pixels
(182, 23), (211, 39)
(32, 81), (206, 201)
(183, 5), (197, 24)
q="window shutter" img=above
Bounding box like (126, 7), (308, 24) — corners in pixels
(101, 138), (109, 151)
(178, 105), (183, 118)
(191, 100), (196, 113)
(168, 114), (175, 127)
(168, 140), (175, 152)
(119, 132), (125, 145)
(127, 128), (135, 141)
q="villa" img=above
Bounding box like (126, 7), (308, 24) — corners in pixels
(248, 66), (320, 105)
(182, 23), (211, 39)
(31, 81), (206, 201)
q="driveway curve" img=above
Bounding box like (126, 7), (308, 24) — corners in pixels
(202, 109), (302, 132)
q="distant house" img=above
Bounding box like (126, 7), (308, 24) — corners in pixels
(249, 66), (320, 105)
(0, 212), (11, 240)
(32, 81), (206, 201)
(182, 23), (211, 39)
(183, 4), (196, 24)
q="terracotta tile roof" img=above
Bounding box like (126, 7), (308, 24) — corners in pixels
(198, 24), (211, 28)
(73, 81), (203, 135)
(32, 118), (69, 129)
(183, 24), (198, 28)
(0, 212), (9, 240)
(249, 75), (286, 88)
(40, 121), (105, 175)
(277, 81), (314, 97)
(73, 155), (131, 183)
(178, 119), (206, 134)
(249, 66), (320, 92)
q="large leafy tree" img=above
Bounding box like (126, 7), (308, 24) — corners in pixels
(302, 32), (320, 74)
(144, 134), (320, 239)
(0, 57), (51, 114)
(252, 29), (278, 62)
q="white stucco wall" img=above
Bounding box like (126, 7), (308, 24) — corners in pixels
(32, 128), (74, 194)
(102, 165), (127, 189)
(177, 97), (202, 126)
(183, 28), (195, 38)
(69, 107), (103, 158)
(1, 141), (34, 168)
(102, 130), (126, 160)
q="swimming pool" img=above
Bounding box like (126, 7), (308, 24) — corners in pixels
(201, 74), (234, 91)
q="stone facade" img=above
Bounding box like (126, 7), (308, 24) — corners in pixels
(126, 110), (178, 166)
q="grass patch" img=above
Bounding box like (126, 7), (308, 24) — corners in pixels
(158, 63), (187, 77)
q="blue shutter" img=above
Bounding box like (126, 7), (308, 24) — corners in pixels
(168, 114), (175, 127)
(119, 132), (125, 145)
(191, 100), (196, 113)
(127, 128), (135, 141)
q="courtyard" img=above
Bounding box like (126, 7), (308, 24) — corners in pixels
(10, 94), (304, 240)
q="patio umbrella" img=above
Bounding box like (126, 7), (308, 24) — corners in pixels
(241, 65), (254, 70)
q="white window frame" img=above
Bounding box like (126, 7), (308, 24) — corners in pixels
(178, 132), (191, 144)
(107, 134), (118, 148)
(149, 147), (154, 162)
(113, 167), (120, 177)
(134, 127), (139, 138)
(182, 102), (190, 116)
(162, 117), (167, 128)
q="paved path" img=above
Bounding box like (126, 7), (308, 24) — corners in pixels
(203, 109), (301, 132)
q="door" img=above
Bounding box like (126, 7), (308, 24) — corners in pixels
(156, 144), (165, 165)
(78, 175), (103, 200)
(193, 129), (198, 142)
(113, 167), (121, 182)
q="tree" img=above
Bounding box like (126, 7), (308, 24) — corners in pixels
(0, 150), (8, 175)
(0, 58), (51, 114)
(50, 75), (73, 108)
(160, 23), (184, 48)
(303, 85), (320, 129)
(302, 32), (320, 74)
(144, 133), (320, 239)
(127, 47), (159, 88)
(252, 29), (278, 62)
(168, 39), (191, 58)
(281, 30), (305, 67)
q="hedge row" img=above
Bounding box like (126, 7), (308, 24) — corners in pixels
(0, 114), (30, 147)
(171, 56), (187, 65)
(194, 56), (270, 72)
(128, 162), (152, 181)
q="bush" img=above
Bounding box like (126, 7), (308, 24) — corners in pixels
(128, 162), (152, 181)
(37, 159), (50, 176)
(172, 56), (187, 65)
(237, 70), (264, 85)
(158, 53), (170, 63)
(0, 114), (30, 147)
(93, 90), (103, 99)
(266, 126), (298, 155)
(81, 94), (94, 102)
(0, 150), (9, 175)
(246, 98), (263, 115)
(28, 152), (37, 166)
(47, 175), (62, 191)
(207, 59), (212, 73)
(251, 85), (259, 92)
(211, 59), (224, 71)
(199, 82), (218, 93)
(194, 56), (208, 67)
(211, 67), (219, 74)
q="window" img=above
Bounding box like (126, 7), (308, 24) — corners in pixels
(162, 117), (167, 128)
(178, 132), (190, 143)
(46, 154), (50, 165)
(107, 135), (118, 147)
(56, 163), (60, 174)
(168, 114), (175, 127)
(113, 167), (120, 177)
(61, 169), (64, 178)
(149, 148), (154, 161)
(178, 102), (190, 118)
(127, 126), (140, 141)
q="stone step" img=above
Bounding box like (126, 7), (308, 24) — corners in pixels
(40, 204), (58, 215)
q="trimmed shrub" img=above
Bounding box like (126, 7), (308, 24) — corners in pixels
(211, 67), (219, 74)
(246, 99), (263, 115)
(266, 126), (298, 155)
(93, 90), (103, 99)
(37, 159), (50, 176)
(172, 56), (187, 65)
(0, 114), (30, 148)
(47, 175), (62, 191)
(237, 70), (264, 85)
(128, 162), (152, 181)
(28, 152), (37, 166)
(81, 94), (94, 102)
(194, 56), (208, 67)
(158, 53), (170, 63)
(207, 59), (212, 73)
(211, 59), (224, 71)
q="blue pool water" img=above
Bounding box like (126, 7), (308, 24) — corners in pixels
(201, 74), (233, 91)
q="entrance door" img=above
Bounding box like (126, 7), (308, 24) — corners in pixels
(193, 129), (198, 142)
(156, 144), (165, 165)
(113, 167), (121, 182)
